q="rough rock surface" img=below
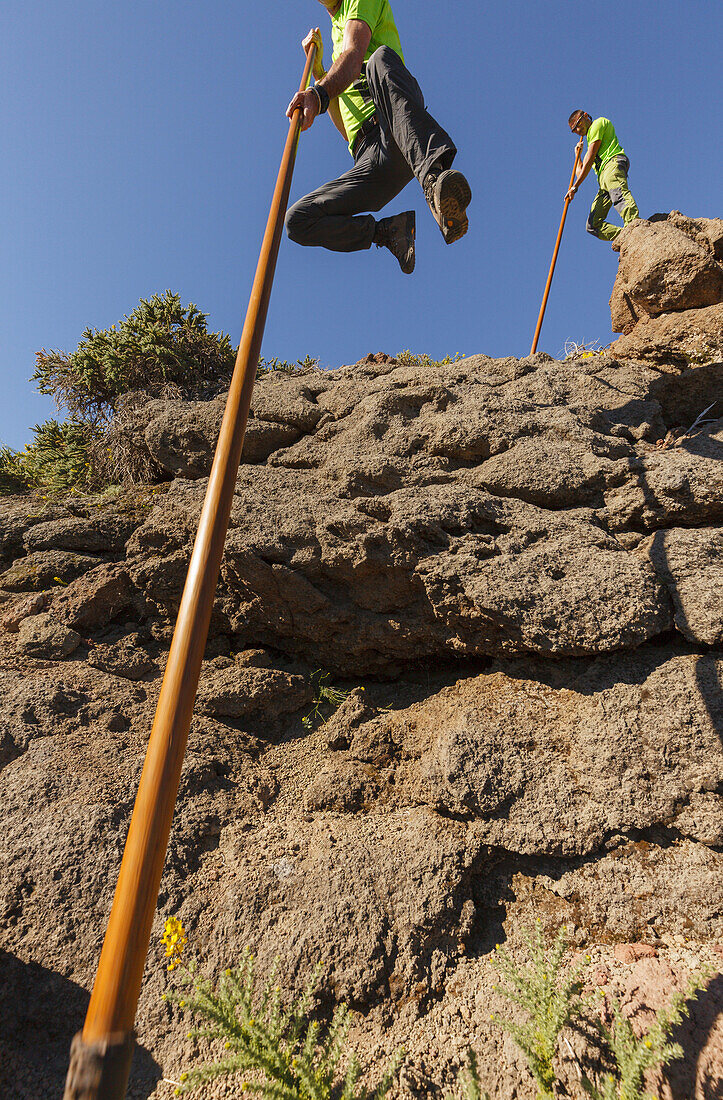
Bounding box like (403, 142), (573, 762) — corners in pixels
(1, 215), (722, 1099)
(610, 212), (723, 334)
(611, 302), (723, 364)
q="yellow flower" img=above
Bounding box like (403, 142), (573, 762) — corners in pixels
(161, 917), (187, 970)
(180, 1073), (188, 1082)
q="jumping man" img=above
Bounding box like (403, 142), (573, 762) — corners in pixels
(566, 110), (639, 242)
(285, 0), (472, 274)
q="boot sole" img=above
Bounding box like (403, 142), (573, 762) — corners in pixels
(435, 170), (472, 244)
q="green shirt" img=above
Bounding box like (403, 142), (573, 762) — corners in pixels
(587, 117), (625, 177)
(331, 0), (404, 156)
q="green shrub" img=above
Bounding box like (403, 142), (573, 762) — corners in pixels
(5, 293), (325, 498)
(395, 350), (465, 369)
(257, 355), (319, 377)
(0, 420), (97, 496)
(163, 920), (713, 1100)
(162, 934), (403, 1098)
(490, 923), (585, 1100)
(581, 973), (710, 1100)
(445, 1050), (490, 1100)
(489, 925), (709, 1100)
(33, 291), (235, 423)
(0, 445), (30, 495)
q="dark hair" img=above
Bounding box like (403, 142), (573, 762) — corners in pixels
(568, 109), (589, 126)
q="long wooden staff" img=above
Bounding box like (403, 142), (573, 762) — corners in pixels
(63, 42), (317, 1100)
(530, 147), (582, 355)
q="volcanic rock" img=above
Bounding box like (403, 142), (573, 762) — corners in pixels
(1, 211), (722, 1099)
(610, 213), (723, 332)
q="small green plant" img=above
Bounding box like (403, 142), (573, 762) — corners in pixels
(301, 670), (361, 730)
(445, 1050), (490, 1100)
(562, 339), (608, 361)
(581, 973), (710, 1100)
(257, 355), (319, 378)
(396, 350), (465, 369)
(33, 291), (235, 423)
(162, 926), (402, 1098)
(490, 923), (585, 1100)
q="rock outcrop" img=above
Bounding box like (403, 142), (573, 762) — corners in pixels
(1, 214), (721, 1099)
(610, 211), (723, 364)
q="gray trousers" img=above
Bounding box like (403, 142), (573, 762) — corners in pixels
(285, 45), (456, 252)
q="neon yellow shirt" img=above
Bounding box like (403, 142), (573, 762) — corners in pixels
(331, 0), (404, 156)
(587, 117), (625, 177)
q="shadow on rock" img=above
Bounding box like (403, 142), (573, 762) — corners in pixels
(0, 949), (162, 1100)
(667, 971), (723, 1100)
(696, 655), (723, 751)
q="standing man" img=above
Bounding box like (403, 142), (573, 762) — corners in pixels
(566, 110), (639, 242)
(285, 0), (471, 275)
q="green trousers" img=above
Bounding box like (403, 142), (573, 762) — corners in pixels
(587, 154), (639, 241)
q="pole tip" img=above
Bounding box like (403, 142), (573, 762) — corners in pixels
(64, 1031), (135, 1100)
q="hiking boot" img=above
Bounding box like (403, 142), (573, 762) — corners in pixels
(422, 167), (471, 243)
(374, 210), (415, 274)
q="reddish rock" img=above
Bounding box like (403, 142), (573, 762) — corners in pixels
(50, 563), (134, 630)
(613, 942), (658, 963)
(0, 591), (50, 633)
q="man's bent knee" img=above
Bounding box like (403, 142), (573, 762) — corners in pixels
(366, 44), (399, 82)
(586, 212), (602, 237)
(285, 200), (313, 245)
(609, 186), (624, 210)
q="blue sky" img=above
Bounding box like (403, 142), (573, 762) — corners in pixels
(1, 0), (720, 449)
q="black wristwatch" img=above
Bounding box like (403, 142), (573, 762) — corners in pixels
(314, 83), (330, 114)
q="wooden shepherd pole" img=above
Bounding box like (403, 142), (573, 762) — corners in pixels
(63, 43), (317, 1100)
(530, 147), (582, 355)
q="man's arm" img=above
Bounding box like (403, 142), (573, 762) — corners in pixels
(301, 27), (348, 141)
(287, 19), (372, 133)
(566, 139), (601, 201)
(317, 18), (372, 99)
